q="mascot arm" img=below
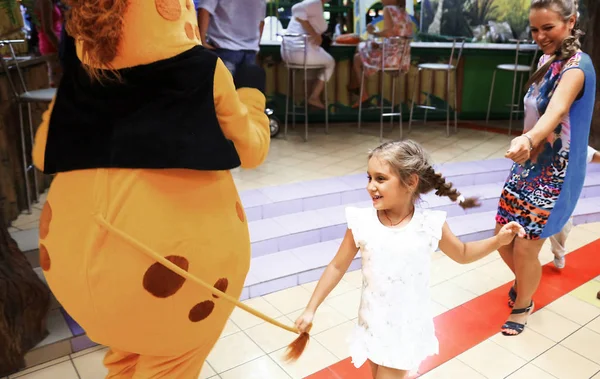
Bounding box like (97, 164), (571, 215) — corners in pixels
(32, 98), (56, 172)
(213, 59), (270, 169)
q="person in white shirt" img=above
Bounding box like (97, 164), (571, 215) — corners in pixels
(196, 0), (266, 76)
(282, 0), (335, 109)
(549, 146), (600, 269)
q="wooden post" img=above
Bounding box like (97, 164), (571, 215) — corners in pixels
(0, 208), (51, 376)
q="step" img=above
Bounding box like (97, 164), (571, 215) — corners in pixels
(242, 195), (600, 299)
(9, 170), (600, 272)
(241, 158), (516, 222)
(248, 171), (600, 257)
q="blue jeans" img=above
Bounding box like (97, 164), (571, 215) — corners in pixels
(213, 49), (257, 76)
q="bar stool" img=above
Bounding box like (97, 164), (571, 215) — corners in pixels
(486, 39), (539, 135)
(279, 33), (329, 142)
(0, 40), (56, 214)
(408, 37), (466, 137)
(357, 36), (412, 142)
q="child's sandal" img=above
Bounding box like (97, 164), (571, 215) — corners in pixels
(501, 301), (534, 336)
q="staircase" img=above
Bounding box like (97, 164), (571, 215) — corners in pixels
(9, 158), (600, 371)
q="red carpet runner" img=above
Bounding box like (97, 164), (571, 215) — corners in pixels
(306, 238), (600, 379)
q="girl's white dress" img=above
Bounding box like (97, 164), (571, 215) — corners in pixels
(345, 207), (445, 371)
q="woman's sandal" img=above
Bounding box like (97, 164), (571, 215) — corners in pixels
(508, 285), (517, 308)
(501, 301), (534, 336)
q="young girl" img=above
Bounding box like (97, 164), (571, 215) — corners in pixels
(348, 0), (413, 106)
(294, 140), (525, 379)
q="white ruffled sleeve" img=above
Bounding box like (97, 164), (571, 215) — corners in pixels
(345, 207), (367, 248)
(422, 210), (447, 249)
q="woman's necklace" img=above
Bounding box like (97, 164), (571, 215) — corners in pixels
(383, 208), (413, 226)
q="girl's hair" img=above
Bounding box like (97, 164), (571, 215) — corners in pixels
(62, 0), (129, 82)
(368, 140), (480, 209)
(396, 0), (406, 8)
(525, 0), (583, 88)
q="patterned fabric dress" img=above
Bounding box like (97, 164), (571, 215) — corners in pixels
(495, 52), (596, 240)
(358, 5), (412, 76)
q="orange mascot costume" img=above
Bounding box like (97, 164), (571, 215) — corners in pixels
(30, 0), (285, 377)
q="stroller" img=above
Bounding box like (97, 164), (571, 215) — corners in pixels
(265, 107), (280, 138)
(232, 62), (280, 138)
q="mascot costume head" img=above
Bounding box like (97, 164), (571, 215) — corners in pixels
(32, 1), (310, 377)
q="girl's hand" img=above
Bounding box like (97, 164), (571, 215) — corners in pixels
(496, 222), (526, 245)
(366, 24), (375, 34)
(295, 309), (315, 333)
(505, 136), (532, 165)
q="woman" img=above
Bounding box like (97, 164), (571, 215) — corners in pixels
(496, 0), (596, 336)
(281, 0), (334, 109)
(348, 0), (412, 105)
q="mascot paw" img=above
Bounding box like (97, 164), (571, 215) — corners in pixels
(233, 64), (266, 94)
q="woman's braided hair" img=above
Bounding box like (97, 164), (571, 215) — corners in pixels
(62, 0), (129, 82)
(525, 0), (583, 88)
(368, 140), (480, 209)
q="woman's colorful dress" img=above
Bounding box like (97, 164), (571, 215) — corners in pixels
(495, 52), (596, 239)
(358, 5), (412, 76)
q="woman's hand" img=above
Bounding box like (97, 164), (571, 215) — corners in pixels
(295, 309), (315, 333)
(366, 24), (376, 34)
(505, 135), (532, 165)
(496, 222), (526, 245)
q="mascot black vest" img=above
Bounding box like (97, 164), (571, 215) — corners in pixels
(43, 45), (241, 174)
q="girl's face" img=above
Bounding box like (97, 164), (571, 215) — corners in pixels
(529, 6), (575, 55)
(366, 156), (415, 211)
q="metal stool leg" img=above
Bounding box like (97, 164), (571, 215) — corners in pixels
(511, 72), (525, 137)
(508, 65), (518, 136)
(453, 69), (458, 133)
(358, 69), (365, 134)
(324, 77), (329, 134)
(390, 74), (396, 130)
(18, 103), (32, 214)
(408, 68), (420, 133)
(445, 70), (451, 137)
(379, 69), (386, 142)
(284, 68), (290, 139)
(303, 68), (308, 142)
(424, 69), (430, 125)
(27, 103), (39, 203)
(399, 73), (404, 140)
(292, 69), (296, 131)
(486, 69), (497, 124)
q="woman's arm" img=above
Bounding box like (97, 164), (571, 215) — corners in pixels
(506, 68), (585, 164)
(439, 221), (525, 264)
(295, 18), (322, 46)
(369, 7), (395, 38)
(304, 229), (359, 313)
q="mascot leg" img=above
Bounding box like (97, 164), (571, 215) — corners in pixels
(103, 345), (210, 379)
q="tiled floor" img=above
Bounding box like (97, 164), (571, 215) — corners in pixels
(8, 223), (600, 379)
(7, 122), (600, 379)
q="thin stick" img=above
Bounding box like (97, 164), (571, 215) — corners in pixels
(94, 214), (299, 335)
